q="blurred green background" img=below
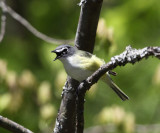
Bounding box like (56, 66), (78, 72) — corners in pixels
(0, 0), (160, 133)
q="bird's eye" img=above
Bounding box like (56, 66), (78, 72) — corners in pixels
(62, 48), (68, 55)
(63, 48), (67, 52)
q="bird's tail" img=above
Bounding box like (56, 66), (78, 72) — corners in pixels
(102, 73), (129, 101)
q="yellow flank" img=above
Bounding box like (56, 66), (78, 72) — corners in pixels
(77, 54), (105, 72)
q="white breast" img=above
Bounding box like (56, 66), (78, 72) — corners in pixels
(59, 56), (93, 82)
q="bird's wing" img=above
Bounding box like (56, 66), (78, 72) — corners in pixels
(76, 50), (105, 72)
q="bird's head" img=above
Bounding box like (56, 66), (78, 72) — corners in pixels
(51, 44), (76, 61)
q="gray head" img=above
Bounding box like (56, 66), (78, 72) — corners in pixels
(51, 44), (77, 61)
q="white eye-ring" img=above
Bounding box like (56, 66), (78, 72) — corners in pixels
(56, 47), (68, 53)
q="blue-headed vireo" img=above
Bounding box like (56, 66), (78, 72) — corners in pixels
(52, 44), (129, 101)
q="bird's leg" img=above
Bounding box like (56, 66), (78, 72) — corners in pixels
(108, 70), (117, 76)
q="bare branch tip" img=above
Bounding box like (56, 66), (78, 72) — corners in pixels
(78, 0), (87, 6)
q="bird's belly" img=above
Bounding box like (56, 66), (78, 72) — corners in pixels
(64, 63), (93, 82)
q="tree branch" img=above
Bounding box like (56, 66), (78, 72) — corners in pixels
(0, 115), (33, 133)
(53, 0), (103, 133)
(78, 46), (160, 94)
(75, 0), (103, 133)
(53, 77), (79, 133)
(75, 0), (103, 53)
(0, 1), (73, 44)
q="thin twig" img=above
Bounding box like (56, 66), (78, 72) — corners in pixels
(0, 1), (74, 44)
(0, 0), (6, 42)
(0, 115), (33, 133)
(78, 46), (160, 94)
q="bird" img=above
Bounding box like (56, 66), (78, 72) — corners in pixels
(52, 44), (129, 101)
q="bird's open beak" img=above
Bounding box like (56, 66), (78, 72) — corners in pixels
(51, 50), (60, 61)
